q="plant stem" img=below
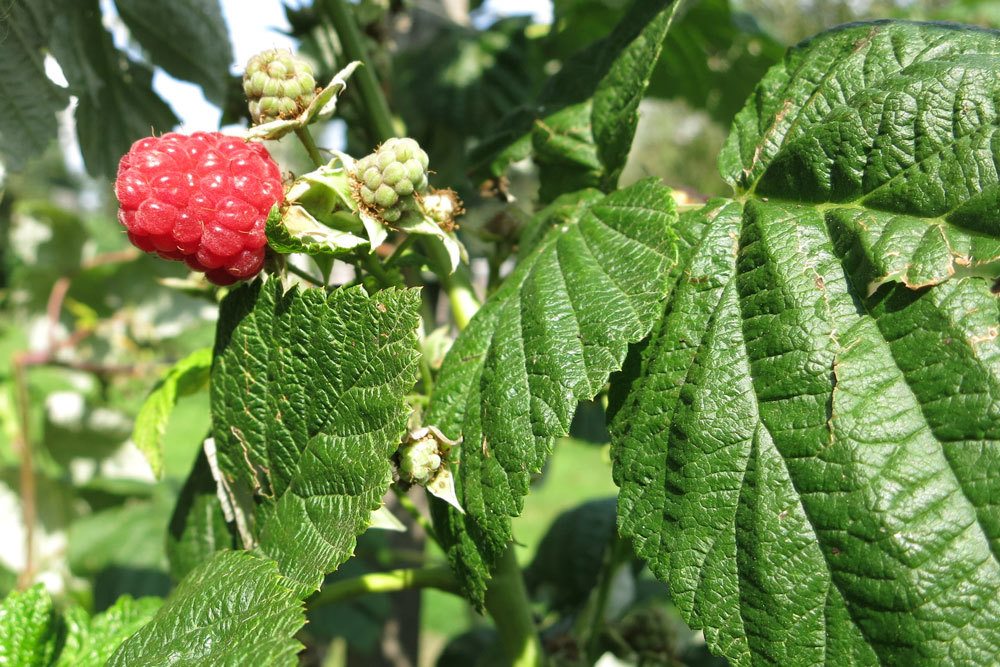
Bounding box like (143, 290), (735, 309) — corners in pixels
(362, 252), (399, 289)
(384, 234), (417, 269)
(583, 536), (628, 661)
(321, 0), (396, 143)
(307, 565), (459, 610)
(392, 485), (438, 544)
(423, 239), (480, 330)
(295, 127), (325, 168)
(418, 352), (434, 396)
(484, 544), (545, 666)
(285, 261), (325, 286)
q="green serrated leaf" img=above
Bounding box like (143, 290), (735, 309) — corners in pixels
(113, 0), (233, 104)
(590, 0), (678, 189)
(0, 0), (68, 171)
(211, 281), (420, 594)
(0, 584), (59, 667)
(428, 179), (679, 605)
(612, 21), (1000, 666)
(167, 446), (235, 580)
(133, 348), (211, 478)
(56, 596), (162, 667)
(50, 0), (178, 178)
(107, 550), (305, 666)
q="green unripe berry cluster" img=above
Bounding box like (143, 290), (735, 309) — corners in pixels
(243, 49), (317, 124)
(398, 435), (442, 485)
(353, 138), (430, 223)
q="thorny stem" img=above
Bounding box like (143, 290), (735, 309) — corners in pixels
(307, 565), (459, 610)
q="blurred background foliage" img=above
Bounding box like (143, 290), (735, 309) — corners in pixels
(0, 0), (996, 665)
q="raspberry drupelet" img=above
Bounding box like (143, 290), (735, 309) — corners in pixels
(114, 132), (283, 285)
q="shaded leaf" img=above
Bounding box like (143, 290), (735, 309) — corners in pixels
(113, 0), (232, 104)
(470, 0), (677, 194)
(50, 0), (178, 178)
(167, 446), (235, 580)
(647, 0), (784, 124)
(525, 497), (620, 613)
(0, 0), (68, 170)
(68, 496), (171, 577)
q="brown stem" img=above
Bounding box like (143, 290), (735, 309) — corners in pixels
(11, 355), (36, 589)
(45, 277), (71, 349)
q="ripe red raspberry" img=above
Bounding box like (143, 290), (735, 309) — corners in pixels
(114, 131), (283, 285)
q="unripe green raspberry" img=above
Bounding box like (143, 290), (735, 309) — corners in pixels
(243, 49), (317, 124)
(398, 436), (442, 485)
(351, 138), (430, 224)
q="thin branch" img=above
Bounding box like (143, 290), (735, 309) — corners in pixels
(11, 356), (35, 589)
(285, 261), (326, 286)
(307, 565), (459, 610)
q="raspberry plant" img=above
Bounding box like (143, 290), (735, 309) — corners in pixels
(1, 1), (999, 666)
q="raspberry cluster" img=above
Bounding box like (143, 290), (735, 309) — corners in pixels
(353, 138), (430, 223)
(115, 132), (283, 285)
(243, 49), (317, 124)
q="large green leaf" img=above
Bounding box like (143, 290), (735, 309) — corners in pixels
(612, 21), (1000, 665)
(211, 281), (420, 594)
(0, 0), (68, 171)
(113, 0), (232, 104)
(0, 585), (59, 666)
(107, 550), (304, 666)
(50, 0), (178, 178)
(428, 179), (679, 604)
